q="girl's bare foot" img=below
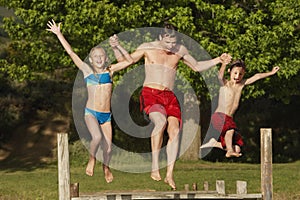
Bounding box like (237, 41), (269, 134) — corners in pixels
(85, 158), (96, 176)
(103, 165), (113, 183)
(225, 150), (242, 158)
(164, 177), (176, 190)
(151, 170), (161, 181)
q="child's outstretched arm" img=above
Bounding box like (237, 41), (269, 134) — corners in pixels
(217, 54), (232, 85)
(108, 35), (134, 73)
(245, 66), (280, 85)
(46, 19), (86, 72)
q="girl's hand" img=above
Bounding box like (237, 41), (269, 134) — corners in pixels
(46, 19), (61, 35)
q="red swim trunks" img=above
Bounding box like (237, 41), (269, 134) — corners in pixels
(211, 112), (244, 148)
(140, 86), (181, 124)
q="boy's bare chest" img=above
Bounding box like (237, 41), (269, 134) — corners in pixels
(145, 49), (181, 68)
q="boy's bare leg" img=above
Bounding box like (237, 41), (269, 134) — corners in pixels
(224, 130), (241, 158)
(200, 138), (223, 149)
(103, 164), (113, 183)
(164, 117), (179, 190)
(149, 112), (167, 181)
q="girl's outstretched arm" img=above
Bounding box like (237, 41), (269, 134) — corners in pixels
(47, 19), (87, 72)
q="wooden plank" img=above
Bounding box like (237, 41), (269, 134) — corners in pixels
(236, 181), (247, 195)
(260, 128), (273, 200)
(57, 133), (71, 200)
(71, 191), (262, 200)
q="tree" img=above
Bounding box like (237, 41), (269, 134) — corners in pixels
(0, 0), (299, 161)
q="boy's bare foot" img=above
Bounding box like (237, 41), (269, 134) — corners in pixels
(85, 158), (96, 176)
(103, 165), (113, 183)
(151, 170), (161, 181)
(225, 150), (242, 158)
(164, 177), (176, 190)
(200, 138), (223, 149)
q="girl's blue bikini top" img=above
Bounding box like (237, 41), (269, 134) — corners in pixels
(84, 72), (112, 86)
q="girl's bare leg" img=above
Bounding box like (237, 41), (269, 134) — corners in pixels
(100, 122), (113, 183)
(85, 115), (102, 176)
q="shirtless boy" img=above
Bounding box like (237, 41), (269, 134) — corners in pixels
(201, 59), (280, 158)
(113, 23), (231, 190)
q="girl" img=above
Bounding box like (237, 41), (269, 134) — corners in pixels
(47, 19), (133, 183)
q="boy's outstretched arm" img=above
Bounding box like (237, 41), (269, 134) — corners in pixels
(217, 59), (230, 86)
(245, 66), (280, 85)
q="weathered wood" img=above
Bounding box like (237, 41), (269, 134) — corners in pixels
(216, 180), (225, 195)
(260, 128), (273, 200)
(184, 184), (189, 192)
(70, 183), (79, 198)
(71, 191), (262, 200)
(192, 182), (197, 191)
(236, 180), (247, 195)
(180, 92), (201, 161)
(58, 133), (71, 200)
(203, 181), (209, 191)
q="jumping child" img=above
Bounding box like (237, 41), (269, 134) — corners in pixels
(201, 59), (279, 158)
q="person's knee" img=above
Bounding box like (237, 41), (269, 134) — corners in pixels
(167, 126), (180, 141)
(153, 118), (167, 130)
(92, 135), (102, 144)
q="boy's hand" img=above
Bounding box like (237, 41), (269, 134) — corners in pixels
(109, 34), (119, 48)
(220, 53), (232, 65)
(272, 66), (280, 74)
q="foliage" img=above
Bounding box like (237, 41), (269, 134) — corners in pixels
(0, 0), (299, 102)
(0, 0), (299, 163)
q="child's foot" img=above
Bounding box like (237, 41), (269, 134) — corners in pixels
(151, 170), (161, 181)
(200, 138), (223, 149)
(225, 150), (242, 158)
(200, 138), (217, 148)
(103, 165), (113, 183)
(164, 177), (176, 191)
(85, 158), (96, 176)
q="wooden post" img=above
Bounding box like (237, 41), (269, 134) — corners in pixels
(57, 133), (71, 200)
(216, 180), (225, 195)
(261, 128), (273, 200)
(203, 181), (209, 191)
(236, 180), (247, 194)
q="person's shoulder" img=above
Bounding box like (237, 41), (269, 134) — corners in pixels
(137, 41), (155, 48)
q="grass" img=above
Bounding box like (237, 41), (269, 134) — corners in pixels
(1, 157), (300, 200)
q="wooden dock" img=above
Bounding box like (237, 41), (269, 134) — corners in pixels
(71, 190), (262, 200)
(58, 128), (273, 200)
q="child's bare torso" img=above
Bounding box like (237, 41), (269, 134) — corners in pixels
(141, 41), (183, 90)
(215, 81), (245, 116)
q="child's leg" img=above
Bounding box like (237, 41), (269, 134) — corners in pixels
(224, 129), (241, 158)
(234, 145), (241, 154)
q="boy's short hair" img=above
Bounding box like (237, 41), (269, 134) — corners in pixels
(160, 22), (177, 38)
(230, 59), (246, 71)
